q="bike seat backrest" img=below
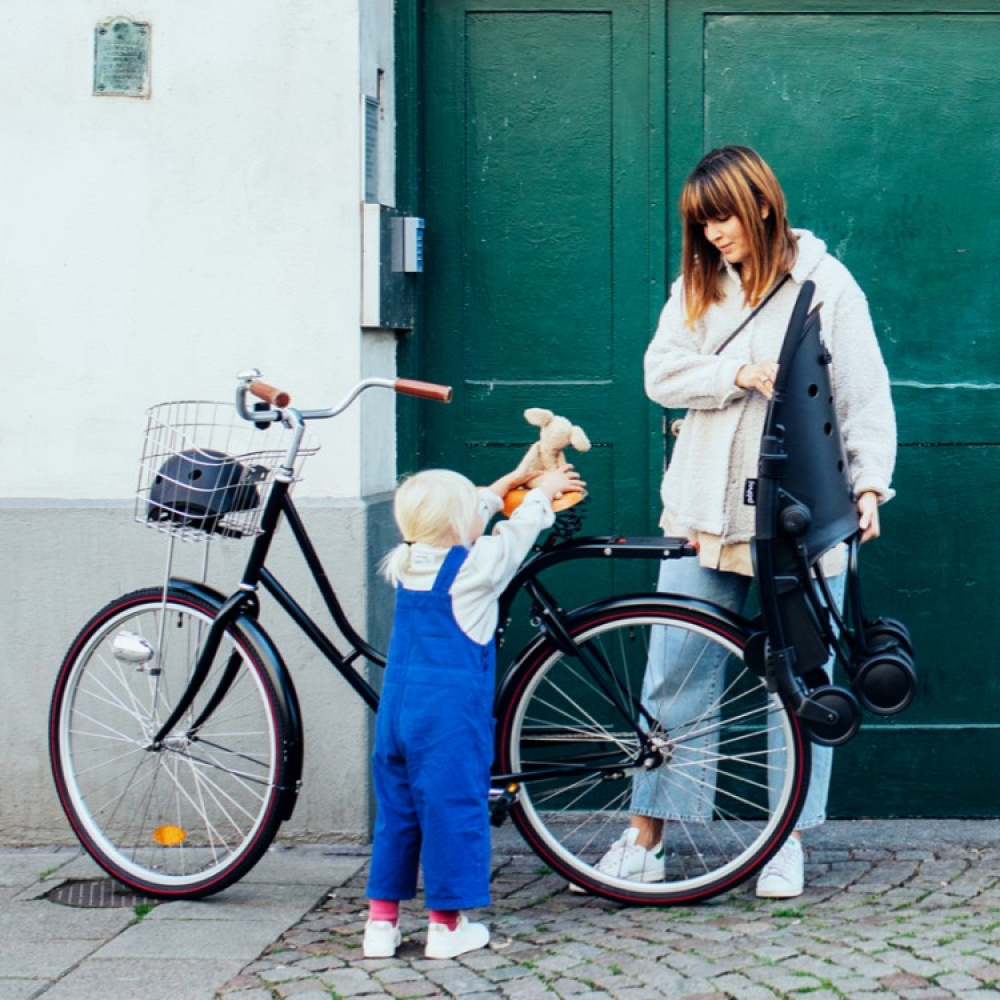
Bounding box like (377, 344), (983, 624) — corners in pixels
(762, 281), (857, 563)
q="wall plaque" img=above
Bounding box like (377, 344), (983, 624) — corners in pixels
(94, 18), (150, 98)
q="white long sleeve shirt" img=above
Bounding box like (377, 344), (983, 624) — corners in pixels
(396, 487), (555, 644)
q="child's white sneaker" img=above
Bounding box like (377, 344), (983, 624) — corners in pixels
(755, 837), (804, 898)
(424, 913), (490, 959)
(362, 919), (402, 958)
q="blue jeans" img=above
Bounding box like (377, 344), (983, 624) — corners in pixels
(630, 554), (844, 832)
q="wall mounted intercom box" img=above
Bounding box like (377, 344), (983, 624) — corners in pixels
(361, 204), (424, 330)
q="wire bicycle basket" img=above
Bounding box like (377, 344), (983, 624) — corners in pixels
(135, 400), (318, 542)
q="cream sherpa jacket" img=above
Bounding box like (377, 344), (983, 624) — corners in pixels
(644, 229), (896, 546)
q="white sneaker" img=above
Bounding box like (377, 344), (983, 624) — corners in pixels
(588, 826), (666, 885)
(755, 837), (805, 898)
(424, 913), (490, 960)
(362, 919), (401, 958)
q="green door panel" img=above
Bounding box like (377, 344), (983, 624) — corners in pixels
(421, 0), (661, 616)
(832, 728), (999, 818)
(685, 8), (1000, 444)
(864, 446), (999, 725)
(464, 13), (613, 383)
(666, 1), (1000, 816)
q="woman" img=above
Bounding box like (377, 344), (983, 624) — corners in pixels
(598, 146), (896, 898)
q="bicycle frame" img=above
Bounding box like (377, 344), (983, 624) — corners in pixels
(149, 466), (712, 813)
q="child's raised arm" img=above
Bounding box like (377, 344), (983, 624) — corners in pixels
(487, 469), (528, 500)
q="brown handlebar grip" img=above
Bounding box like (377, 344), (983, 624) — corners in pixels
(249, 381), (291, 408)
(394, 378), (453, 402)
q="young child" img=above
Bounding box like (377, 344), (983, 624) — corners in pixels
(363, 462), (585, 960)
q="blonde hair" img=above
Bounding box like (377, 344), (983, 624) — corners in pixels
(381, 469), (482, 584)
(679, 146), (797, 328)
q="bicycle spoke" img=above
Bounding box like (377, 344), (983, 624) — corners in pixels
(497, 600), (808, 904)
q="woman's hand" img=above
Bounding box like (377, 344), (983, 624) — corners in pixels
(857, 491), (881, 542)
(736, 360), (779, 400)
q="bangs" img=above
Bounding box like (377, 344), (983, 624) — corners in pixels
(680, 172), (738, 225)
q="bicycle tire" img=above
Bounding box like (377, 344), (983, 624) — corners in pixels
(49, 586), (291, 899)
(495, 596), (811, 904)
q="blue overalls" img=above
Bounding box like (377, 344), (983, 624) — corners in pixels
(365, 546), (496, 910)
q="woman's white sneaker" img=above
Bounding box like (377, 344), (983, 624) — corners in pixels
(424, 914), (490, 960)
(596, 827), (666, 882)
(362, 919), (402, 958)
(755, 837), (804, 898)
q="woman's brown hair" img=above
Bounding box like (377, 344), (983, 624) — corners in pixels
(679, 146), (797, 328)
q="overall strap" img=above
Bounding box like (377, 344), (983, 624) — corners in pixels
(431, 546), (470, 593)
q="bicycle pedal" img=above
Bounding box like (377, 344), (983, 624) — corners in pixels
(489, 783), (519, 827)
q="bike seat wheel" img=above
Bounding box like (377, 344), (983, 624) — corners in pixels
(852, 649), (917, 716)
(804, 685), (862, 747)
(864, 617), (914, 658)
(502, 487), (586, 518)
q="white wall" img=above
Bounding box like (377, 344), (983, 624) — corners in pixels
(0, 0), (404, 845)
(0, 0), (399, 502)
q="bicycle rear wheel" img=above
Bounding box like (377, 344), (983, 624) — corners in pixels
(49, 587), (291, 899)
(495, 597), (811, 904)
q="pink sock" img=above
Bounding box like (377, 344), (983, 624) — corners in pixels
(368, 899), (400, 925)
(428, 909), (460, 930)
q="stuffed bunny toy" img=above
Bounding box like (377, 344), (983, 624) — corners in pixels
(502, 408), (590, 516)
(510, 408), (591, 482)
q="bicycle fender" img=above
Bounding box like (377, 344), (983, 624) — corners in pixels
(170, 578), (305, 821)
(495, 592), (751, 712)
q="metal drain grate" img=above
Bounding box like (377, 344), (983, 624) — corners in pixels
(48, 877), (156, 909)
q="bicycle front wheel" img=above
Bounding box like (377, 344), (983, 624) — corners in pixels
(495, 597), (811, 904)
(49, 587), (291, 899)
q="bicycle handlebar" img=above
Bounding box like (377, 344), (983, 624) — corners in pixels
(249, 381), (292, 408)
(236, 370), (453, 426)
(394, 378), (453, 402)
(248, 377), (451, 409)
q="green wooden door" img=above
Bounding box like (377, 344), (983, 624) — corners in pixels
(418, 1), (1000, 815)
(420, 1), (662, 609)
(666, 0), (1000, 816)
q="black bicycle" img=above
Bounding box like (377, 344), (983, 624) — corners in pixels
(49, 294), (915, 906)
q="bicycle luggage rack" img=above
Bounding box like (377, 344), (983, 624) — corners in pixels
(749, 280), (917, 746)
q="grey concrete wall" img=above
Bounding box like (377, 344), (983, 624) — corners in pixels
(0, 495), (394, 846)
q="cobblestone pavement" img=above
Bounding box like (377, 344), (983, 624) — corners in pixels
(216, 821), (1000, 1000)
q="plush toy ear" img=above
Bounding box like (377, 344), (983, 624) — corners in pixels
(570, 426), (592, 452)
(524, 407), (554, 428)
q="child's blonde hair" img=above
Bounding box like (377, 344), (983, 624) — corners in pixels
(381, 469), (482, 584)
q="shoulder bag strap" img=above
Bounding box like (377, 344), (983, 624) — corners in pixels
(713, 273), (791, 356)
